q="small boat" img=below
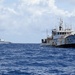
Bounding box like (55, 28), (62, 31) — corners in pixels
(0, 39), (11, 44)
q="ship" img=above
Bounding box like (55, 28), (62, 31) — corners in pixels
(41, 19), (75, 48)
(0, 39), (11, 44)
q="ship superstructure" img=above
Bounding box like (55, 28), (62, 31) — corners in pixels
(41, 19), (75, 47)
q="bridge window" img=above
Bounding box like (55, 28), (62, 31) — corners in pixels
(57, 32), (67, 35)
(57, 32), (71, 35)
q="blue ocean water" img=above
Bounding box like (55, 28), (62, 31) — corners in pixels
(0, 44), (75, 75)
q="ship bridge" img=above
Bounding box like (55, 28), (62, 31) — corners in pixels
(52, 19), (72, 39)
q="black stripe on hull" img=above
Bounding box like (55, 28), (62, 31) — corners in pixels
(56, 44), (75, 48)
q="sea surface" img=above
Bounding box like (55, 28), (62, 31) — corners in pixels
(0, 44), (75, 75)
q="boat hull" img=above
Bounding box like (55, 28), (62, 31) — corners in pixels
(41, 34), (75, 48)
(56, 44), (75, 48)
(41, 43), (75, 48)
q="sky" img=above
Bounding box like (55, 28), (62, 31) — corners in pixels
(0, 0), (75, 43)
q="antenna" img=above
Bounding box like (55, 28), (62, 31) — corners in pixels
(60, 18), (63, 26)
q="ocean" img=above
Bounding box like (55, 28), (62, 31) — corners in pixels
(0, 44), (75, 75)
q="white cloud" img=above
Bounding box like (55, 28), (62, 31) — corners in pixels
(61, 0), (75, 4)
(19, 0), (75, 17)
(0, 0), (75, 32)
(6, 8), (18, 15)
(0, 0), (75, 42)
(0, 0), (75, 28)
(48, 0), (75, 17)
(21, 0), (41, 5)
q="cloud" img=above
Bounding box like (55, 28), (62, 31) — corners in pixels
(48, 0), (75, 17)
(0, 0), (75, 29)
(0, 0), (75, 42)
(19, 0), (75, 17)
(59, 0), (75, 4)
(0, 0), (75, 33)
(6, 8), (18, 15)
(21, 0), (41, 5)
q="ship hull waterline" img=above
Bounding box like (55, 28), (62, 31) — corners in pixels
(56, 44), (75, 48)
(41, 43), (75, 48)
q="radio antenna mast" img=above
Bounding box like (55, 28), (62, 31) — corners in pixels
(59, 18), (63, 30)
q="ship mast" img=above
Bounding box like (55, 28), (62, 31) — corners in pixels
(59, 18), (63, 31)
